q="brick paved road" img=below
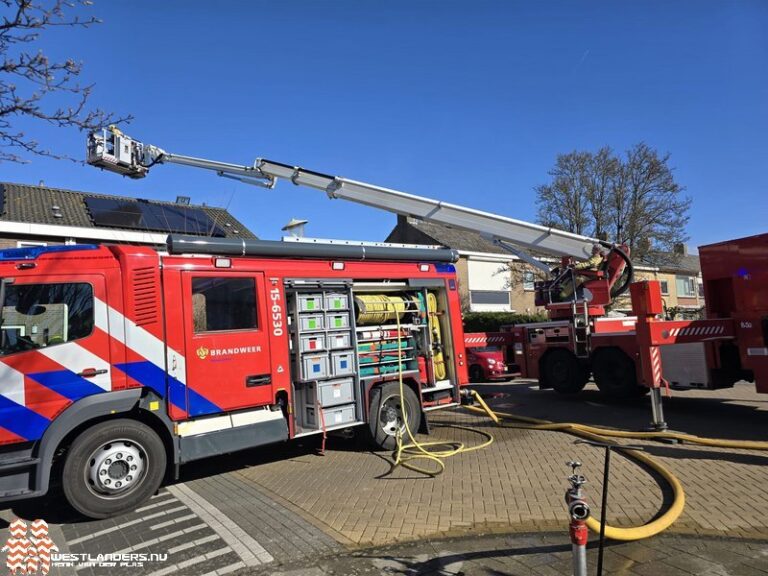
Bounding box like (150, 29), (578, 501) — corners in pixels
(206, 380), (768, 546)
(0, 379), (765, 575)
(249, 532), (768, 575)
(1, 470), (338, 575)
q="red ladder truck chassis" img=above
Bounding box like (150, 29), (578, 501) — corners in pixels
(465, 233), (767, 428)
(0, 237), (468, 518)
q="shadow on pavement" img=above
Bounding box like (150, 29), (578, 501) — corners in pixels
(357, 537), (623, 575)
(471, 381), (768, 442)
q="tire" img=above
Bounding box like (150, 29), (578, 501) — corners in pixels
(368, 382), (422, 451)
(469, 365), (484, 383)
(541, 348), (587, 395)
(62, 419), (166, 519)
(592, 347), (644, 399)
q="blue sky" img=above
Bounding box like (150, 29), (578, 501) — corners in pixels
(2, 1), (766, 248)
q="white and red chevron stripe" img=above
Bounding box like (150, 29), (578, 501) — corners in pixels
(96, 297), (187, 386)
(668, 325), (725, 337)
(650, 347), (662, 384)
(0, 292), (193, 442)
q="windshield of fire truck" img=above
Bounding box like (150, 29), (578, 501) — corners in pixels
(0, 282), (94, 356)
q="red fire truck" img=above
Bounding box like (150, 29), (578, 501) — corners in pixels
(464, 231), (767, 432)
(1, 126), (759, 519)
(0, 238), (467, 518)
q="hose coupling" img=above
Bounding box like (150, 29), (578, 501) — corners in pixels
(569, 499), (591, 521)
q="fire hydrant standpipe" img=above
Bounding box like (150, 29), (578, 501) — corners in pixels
(466, 399), (768, 541)
(575, 439), (645, 576)
(464, 402), (686, 541)
(565, 460), (590, 576)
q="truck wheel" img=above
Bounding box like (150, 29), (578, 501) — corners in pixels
(369, 382), (422, 451)
(469, 365), (484, 383)
(62, 419), (166, 519)
(592, 347), (643, 398)
(541, 348), (586, 395)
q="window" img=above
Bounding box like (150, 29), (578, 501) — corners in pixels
(522, 271), (535, 291)
(470, 345), (501, 352)
(16, 241), (47, 248)
(192, 277), (257, 332)
(659, 280), (669, 295)
(0, 282), (93, 355)
(470, 290), (510, 305)
(676, 276), (697, 298)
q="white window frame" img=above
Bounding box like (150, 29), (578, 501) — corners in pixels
(16, 241), (48, 248)
(676, 276), (697, 298)
(469, 290), (511, 306)
(659, 280), (669, 295)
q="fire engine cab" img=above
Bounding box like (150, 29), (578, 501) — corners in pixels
(0, 238), (466, 518)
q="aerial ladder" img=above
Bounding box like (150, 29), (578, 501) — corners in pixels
(86, 127), (633, 323)
(85, 127), (661, 420)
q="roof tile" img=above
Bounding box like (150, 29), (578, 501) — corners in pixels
(0, 182), (256, 239)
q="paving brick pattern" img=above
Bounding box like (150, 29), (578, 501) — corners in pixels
(229, 381), (768, 546)
(2, 380), (766, 576)
(248, 532), (768, 575)
(59, 490), (246, 576)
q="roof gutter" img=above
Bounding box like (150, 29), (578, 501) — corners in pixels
(0, 220), (198, 245)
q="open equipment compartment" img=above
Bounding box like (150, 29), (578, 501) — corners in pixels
(286, 279), (364, 437)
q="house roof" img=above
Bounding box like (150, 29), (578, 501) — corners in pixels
(389, 216), (701, 274)
(637, 253), (701, 274)
(388, 217), (502, 254)
(0, 182), (256, 239)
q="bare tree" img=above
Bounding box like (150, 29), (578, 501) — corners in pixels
(615, 143), (691, 264)
(1, 0), (130, 163)
(535, 151), (591, 235)
(535, 143), (691, 264)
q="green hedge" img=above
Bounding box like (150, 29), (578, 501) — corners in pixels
(462, 311), (548, 332)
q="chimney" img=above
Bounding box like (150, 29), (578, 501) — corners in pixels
(674, 243), (688, 256)
(281, 218), (308, 238)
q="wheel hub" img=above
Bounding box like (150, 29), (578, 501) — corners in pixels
(379, 397), (412, 436)
(88, 440), (145, 495)
(380, 398), (405, 437)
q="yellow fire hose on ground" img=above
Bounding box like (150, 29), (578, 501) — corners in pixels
(464, 400), (768, 541)
(389, 293), (493, 476)
(371, 295), (768, 541)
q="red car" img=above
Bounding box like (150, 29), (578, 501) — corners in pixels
(467, 345), (514, 382)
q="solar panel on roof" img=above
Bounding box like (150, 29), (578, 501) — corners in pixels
(84, 197), (226, 237)
(85, 197), (145, 228)
(141, 203), (225, 236)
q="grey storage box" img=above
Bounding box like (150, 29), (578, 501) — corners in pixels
(305, 403), (356, 428)
(299, 333), (325, 353)
(327, 332), (352, 350)
(326, 313), (350, 330)
(298, 294), (324, 312)
(306, 378), (354, 407)
(299, 314), (324, 331)
(325, 293), (349, 311)
(302, 353), (329, 380)
(331, 350), (355, 376)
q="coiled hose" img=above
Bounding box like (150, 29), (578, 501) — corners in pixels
(465, 401), (768, 541)
(378, 294), (768, 541)
(389, 295), (494, 476)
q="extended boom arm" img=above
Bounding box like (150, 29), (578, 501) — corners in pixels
(86, 127), (629, 287)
